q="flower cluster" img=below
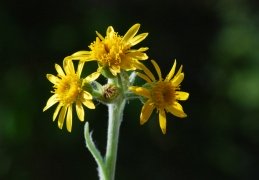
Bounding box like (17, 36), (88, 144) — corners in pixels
(43, 23), (189, 134)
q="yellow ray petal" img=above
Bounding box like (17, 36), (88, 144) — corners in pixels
(55, 64), (65, 76)
(71, 51), (91, 56)
(53, 103), (62, 121)
(151, 60), (162, 81)
(122, 23), (140, 43)
(77, 61), (85, 77)
(76, 102), (84, 121)
(171, 73), (184, 87)
(159, 109), (167, 134)
(175, 65), (183, 77)
(166, 103), (187, 118)
(127, 52), (148, 60)
(106, 26), (115, 37)
(82, 91), (93, 100)
(58, 106), (68, 129)
(136, 72), (152, 83)
(165, 59), (176, 81)
(140, 100), (155, 125)
(135, 62), (156, 81)
(176, 91), (189, 101)
(95, 31), (104, 40)
(84, 71), (100, 82)
(129, 86), (151, 98)
(66, 105), (72, 132)
(82, 100), (95, 109)
(43, 94), (58, 112)
(128, 33), (148, 46)
(46, 74), (60, 85)
(63, 59), (75, 74)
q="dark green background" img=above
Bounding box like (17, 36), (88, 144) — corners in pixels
(0, 0), (259, 179)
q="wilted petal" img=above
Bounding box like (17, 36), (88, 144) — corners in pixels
(159, 109), (167, 134)
(140, 100), (154, 125)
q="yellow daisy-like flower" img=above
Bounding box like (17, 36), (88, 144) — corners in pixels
(129, 60), (189, 134)
(43, 59), (100, 132)
(65, 23), (149, 76)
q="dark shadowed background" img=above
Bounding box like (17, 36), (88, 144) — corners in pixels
(0, 0), (259, 179)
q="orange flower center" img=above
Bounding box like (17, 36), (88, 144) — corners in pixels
(151, 81), (175, 109)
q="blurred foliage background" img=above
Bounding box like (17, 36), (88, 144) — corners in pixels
(0, 0), (259, 179)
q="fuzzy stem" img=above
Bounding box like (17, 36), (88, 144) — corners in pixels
(105, 97), (126, 180)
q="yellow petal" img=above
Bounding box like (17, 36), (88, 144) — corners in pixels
(82, 100), (95, 109)
(127, 52), (148, 60)
(55, 64), (65, 76)
(106, 26), (115, 37)
(166, 103), (187, 118)
(71, 51), (91, 56)
(128, 33), (148, 46)
(43, 94), (58, 112)
(84, 71), (100, 82)
(175, 65), (183, 77)
(77, 61), (85, 77)
(159, 109), (167, 134)
(46, 74), (60, 85)
(128, 47), (149, 52)
(140, 100), (154, 125)
(66, 105), (72, 132)
(136, 72), (152, 83)
(58, 106), (67, 129)
(129, 86), (151, 98)
(176, 91), (189, 101)
(95, 31), (104, 40)
(165, 60), (176, 81)
(53, 103), (62, 121)
(82, 91), (93, 100)
(122, 23), (140, 44)
(76, 102), (84, 121)
(151, 60), (162, 81)
(171, 73), (184, 87)
(63, 59), (75, 75)
(135, 62), (156, 82)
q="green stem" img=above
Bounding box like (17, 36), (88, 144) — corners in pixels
(105, 97), (126, 180)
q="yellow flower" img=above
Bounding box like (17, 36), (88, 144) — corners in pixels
(43, 59), (100, 132)
(65, 23), (149, 76)
(129, 60), (189, 134)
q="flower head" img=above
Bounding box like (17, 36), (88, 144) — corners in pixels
(66, 23), (149, 76)
(43, 59), (100, 132)
(129, 60), (189, 134)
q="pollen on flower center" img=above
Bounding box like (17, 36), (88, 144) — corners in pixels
(151, 81), (175, 109)
(55, 74), (82, 105)
(90, 32), (125, 67)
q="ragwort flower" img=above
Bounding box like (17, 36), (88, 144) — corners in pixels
(65, 23), (149, 76)
(43, 59), (100, 132)
(129, 60), (189, 134)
